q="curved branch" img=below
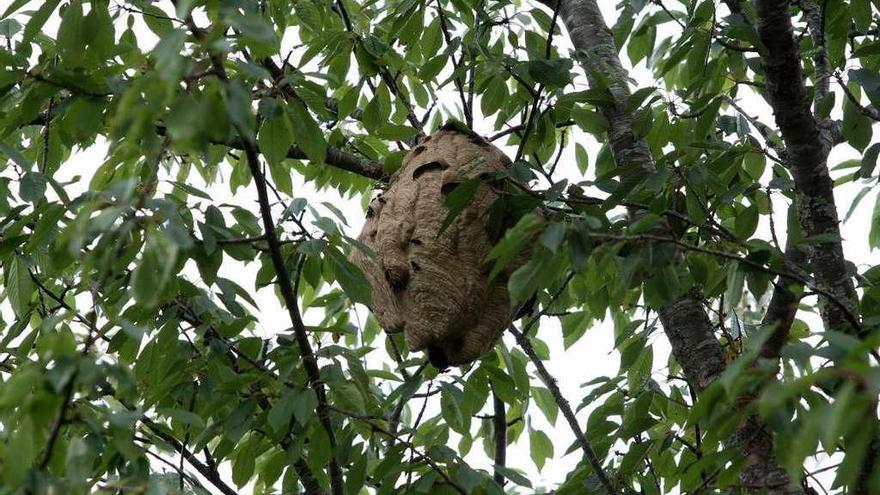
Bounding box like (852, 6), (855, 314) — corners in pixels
(755, 0), (860, 335)
(508, 325), (619, 495)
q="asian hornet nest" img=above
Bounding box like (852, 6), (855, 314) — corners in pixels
(349, 125), (527, 368)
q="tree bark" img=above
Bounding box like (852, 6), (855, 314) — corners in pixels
(540, 1), (802, 492)
(656, 297), (725, 392)
(537, 0), (723, 400)
(734, 243), (809, 495)
(760, 245), (808, 360)
(754, 0), (860, 335)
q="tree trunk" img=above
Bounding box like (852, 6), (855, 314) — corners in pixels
(540, 0), (801, 492)
(754, 0), (860, 335)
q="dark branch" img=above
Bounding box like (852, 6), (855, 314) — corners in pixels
(755, 0), (860, 334)
(492, 390), (507, 487)
(508, 325), (619, 495)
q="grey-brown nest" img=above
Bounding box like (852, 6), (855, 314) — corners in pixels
(349, 127), (529, 368)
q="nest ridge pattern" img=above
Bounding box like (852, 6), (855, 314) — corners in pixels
(349, 129), (523, 367)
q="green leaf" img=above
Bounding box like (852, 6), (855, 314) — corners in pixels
(441, 386), (465, 433)
(493, 466), (532, 487)
(375, 124), (419, 140)
(528, 59), (573, 88)
(734, 204), (759, 239)
(267, 390), (297, 432)
(57, 0), (85, 68)
(539, 223), (565, 253)
(627, 347), (653, 394)
(131, 230), (178, 307)
(308, 427), (332, 470)
(330, 382), (366, 414)
(336, 86), (359, 120)
(1, 0), (30, 19)
(620, 391), (657, 438)
(0, 143), (32, 170)
(852, 0), (872, 33)
(532, 386), (558, 425)
(3, 417), (34, 485)
(0, 18), (20, 38)
(288, 99), (327, 165)
(575, 142), (589, 175)
(142, 5), (175, 36)
(869, 193), (880, 250)
(529, 427), (554, 470)
(481, 76), (507, 117)
(860, 142), (880, 178)
(439, 178), (481, 234)
(825, 0), (850, 66)
(169, 180), (212, 200)
(843, 86), (873, 151)
(22, 0), (61, 45)
(361, 96), (384, 133)
(258, 112), (294, 167)
(330, 251), (371, 305)
(4, 255), (33, 318)
(293, 389), (318, 426)
(152, 28), (187, 81)
(849, 68), (880, 108)
(571, 106), (609, 135)
(19, 171), (46, 203)
(420, 54), (447, 81)
(157, 408), (206, 428)
(232, 439), (256, 487)
(508, 258), (541, 305)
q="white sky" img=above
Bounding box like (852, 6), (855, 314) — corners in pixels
(3, 0), (877, 493)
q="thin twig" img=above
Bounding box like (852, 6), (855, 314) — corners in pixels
(492, 389), (507, 487)
(508, 325), (619, 495)
(141, 419), (239, 495)
(590, 232), (861, 331)
(329, 403), (469, 495)
(185, 12), (346, 492)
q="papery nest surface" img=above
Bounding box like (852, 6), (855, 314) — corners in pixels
(349, 127), (529, 367)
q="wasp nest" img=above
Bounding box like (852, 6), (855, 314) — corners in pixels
(349, 127), (524, 367)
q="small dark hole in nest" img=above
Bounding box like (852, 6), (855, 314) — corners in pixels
(411, 145), (426, 156)
(412, 160), (449, 179)
(480, 261), (493, 275)
(468, 134), (489, 147)
(366, 206), (375, 218)
(384, 268), (409, 292)
(411, 238), (423, 245)
(410, 261), (421, 272)
(427, 344), (448, 370)
(440, 181), (461, 196)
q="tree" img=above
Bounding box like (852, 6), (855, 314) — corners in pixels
(0, 0), (878, 493)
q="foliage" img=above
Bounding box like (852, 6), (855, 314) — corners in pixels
(0, 0), (878, 494)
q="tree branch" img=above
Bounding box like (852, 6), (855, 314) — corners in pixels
(183, 12), (346, 492)
(241, 140), (344, 494)
(141, 419), (239, 495)
(328, 406), (469, 495)
(760, 244), (809, 360)
(508, 325), (619, 495)
(538, 0), (726, 403)
(492, 389), (507, 487)
(800, 0), (831, 106)
(754, 0), (860, 335)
